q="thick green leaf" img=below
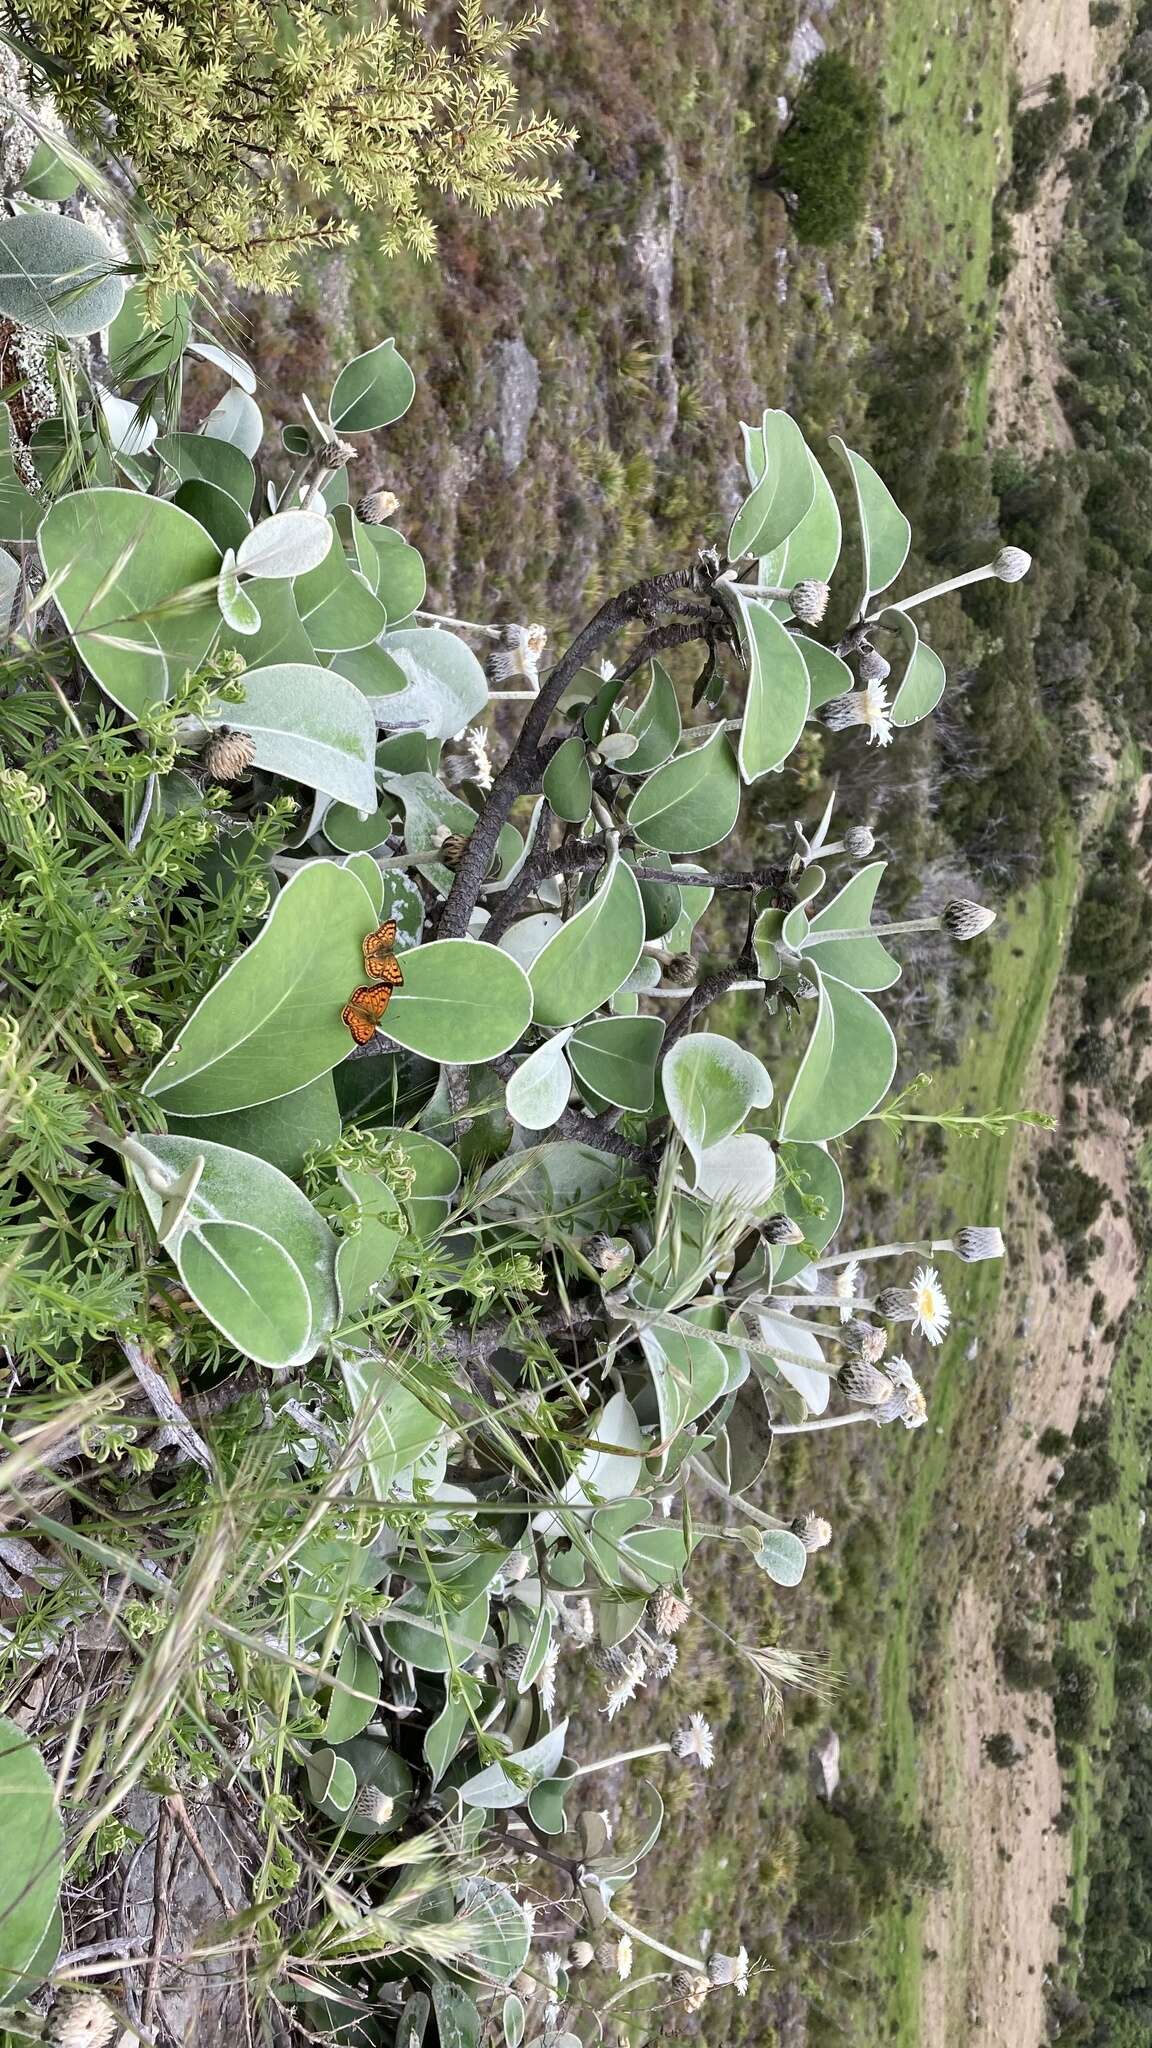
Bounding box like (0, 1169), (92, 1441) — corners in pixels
(542, 735), (592, 822)
(801, 861), (901, 991)
(156, 430), (255, 510)
(330, 639), (408, 705)
(38, 488), (221, 717)
(528, 850), (644, 1027)
(334, 1180), (402, 1320)
(369, 1125), (460, 1236)
(217, 549), (260, 634)
(380, 1589), (491, 1672)
(425, 1683), (479, 1788)
(145, 861), (377, 1114)
(383, 939), (533, 1062)
(754, 1528), (808, 1586)
(323, 791), (397, 853)
(728, 410), (815, 563)
(795, 631), (854, 711)
(505, 1031), (573, 1129)
(721, 587), (811, 783)
(186, 337), (257, 391)
(128, 1133), (338, 1366)
(567, 1015), (664, 1111)
(0, 212), (123, 336)
(534, 1389), (647, 1539)
(218, 576), (314, 666)
(0, 1718), (63, 1991)
(778, 970), (897, 1141)
(432, 1985), (482, 2048)
(202, 662), (378, 811)
(752, 444), (843, 594)
(877, 605), (947, 726)
(455, 1877), (533, 1985)
(663, 1031), (774, 1168)
(503, 1992), (526, 2048)
(321, 1635), (380, 1744)
(0, 449), (43, 541)
(292, 529), (388, 653)
(173, 477), (249, 554)
(329, 339), (416, 431)
(695, 1132), (777, 1209)
(637, 1321), (728, 1452)
(341, 1357), (445, 1496)
(166, 1071), (341, 1177)
(21, 137), (80, 202)
(619, 660), (681, 774)
(626, 727), (740, 853)
(378, 626), (488, 741)
(352, 523), (426, 621)
(237, 511), (332, 580)
(832, 436), (911, 606)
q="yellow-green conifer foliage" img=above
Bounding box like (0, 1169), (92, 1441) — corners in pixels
(2, 0), (571, 293)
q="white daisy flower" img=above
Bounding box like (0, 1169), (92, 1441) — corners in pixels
(671, 1712), (715, 1769)
(616, 1934), (634, 1981)
(911, 1264), (950, 1346)
(821, 681), (894, 748)
(707, 1946), (750, 1994)
(602, 1649), (646, 1721)
(538, 1643), (559, 1716)
(834, 1258), (860, 1322)
(490, 622), (548, 687)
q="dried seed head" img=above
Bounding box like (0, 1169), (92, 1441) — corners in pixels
(875, 1286), (918, 1323)
(874, 1360), (928, 1430)
(438, 830), (471, 870)
(201, 727), (255, 783)
(840, 1318), (888, 1365)
(356, 488), (399, 525)
(844, 824), (875, 859)
(673, 1968), (712, 2012)
(857, 645), (891, 685)
(941, 897), (997, 941)
(595, 1939), (619, 1970)
(570, 1939), (596, 1969)
(993, 545), (1032, 583)
(662, 951), (698, 987)
(350, 1783), (395, 1828)
(789, 578), (830, 626)
(592, 1642), (629, 1676)
(791, 1511), (833, 1553)
(489, 622), (548, 685)
(47, 1991), (119, 2048)
(707, 1947), (751, 1994)
(588, 1233), (632, 1274)
(761, 1213), (805, 1247)
(652, 1584), (692, 1637)
(647, 1638), (678, 1680)
(319, 437), (356, 471)
(670, 1712), (715, 1768)
(837, 1358), (895, 1407)
(952, 1225), (1005, 1263)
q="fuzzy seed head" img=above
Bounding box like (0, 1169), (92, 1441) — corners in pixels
(844, 824), (876, 859)
(671, 1711), (715, 1768)
(941, 897), (997, 941)
(761, 1212), (805, 1247)
(821, 681), (894, 747)
(993, 545), (1032, 583)
(662, 951), (698, 987)
(652, 1584), (692, 1637)
(202, 727), (255, 783)
(673, 1968), (712, 2012)
(707, 1947), (751, 1994)
(351, 1783), (395, 1828)
(356, 488), (399, 525)
(791, 1511), (833, 1553)
(438, 830), (471, 870)
(319, 437), (356, 471)
(841, 1318), (888, 1365)
(570, 1939), (596, 1969)
(46, 1992), (118, 2048)
(837, 1358), (895, 1406)
(952, 1225), (1005, 1263)
(789, 578), (830, 625)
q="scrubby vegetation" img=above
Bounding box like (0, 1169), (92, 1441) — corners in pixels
(770, 52), (882, 245)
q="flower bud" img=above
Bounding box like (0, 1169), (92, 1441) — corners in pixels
(201, 727), (255, 783)
(993, 545), (1032, 583)
(857, 645), (891, 684)
(952, 1225), (1005, 1262)
(438, 830), (471, 870)
(837, 1358), (895, 1406)
(662, 952), (697, 987)
(356, 488), (400, 525)
(570, 1940), (596, 1969)
(844, 824), (875, 859)
(941, 898), (996, 941)
(761, 1213), (805, 1247)
(789, 578), (830, 626)
(875, 1286), (917, 1323)
(791, 1511), (833, 1552)
(319, 437), (356, 471)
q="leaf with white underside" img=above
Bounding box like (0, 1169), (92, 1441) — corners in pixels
(876, 605), (947, 726)
(728, 410), (815, 563)
(377, 626), (488, 741)
(200, 663), (378, 811)
(236, 511), (333, 580)
(718, 585), (811, 783)
(831, 436), (911, 609)
(505, 1032), (573, 1129)
(663, 1032), (774, 1170)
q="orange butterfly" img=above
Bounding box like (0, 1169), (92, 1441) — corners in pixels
(341, 921), (405, 1044)
(361, 920), (403, 984)
(342, 983), (396, 1045)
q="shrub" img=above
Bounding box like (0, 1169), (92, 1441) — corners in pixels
(983, 1731), (1025, 1767)
(770, 53), (881, 244)
(2, 0), (571, 295)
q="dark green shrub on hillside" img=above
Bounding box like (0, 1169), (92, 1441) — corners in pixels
(1069, 819), (1152, 1021)
(1052, 1648), (1099, 1744)
(770, 54), (881, 244)
(1009, 79), (1073, 210)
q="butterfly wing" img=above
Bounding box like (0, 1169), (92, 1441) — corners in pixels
(361, 921), (399, 979)
(342, 983), (394, 1044)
